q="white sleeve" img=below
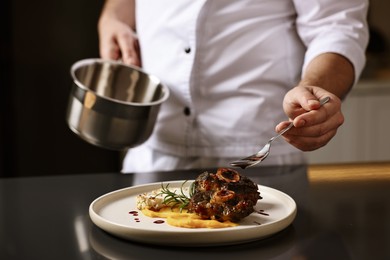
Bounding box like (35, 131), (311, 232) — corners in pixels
(293, 0), (369, 83)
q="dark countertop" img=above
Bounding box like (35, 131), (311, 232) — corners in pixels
(1, 163), (389, 260)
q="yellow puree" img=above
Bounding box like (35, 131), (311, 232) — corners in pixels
(141, 207), (237, 228)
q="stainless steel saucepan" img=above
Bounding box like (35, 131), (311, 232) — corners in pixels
(66, 58), (169, 150)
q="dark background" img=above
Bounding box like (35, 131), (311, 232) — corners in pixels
(0, 1), (121, 177)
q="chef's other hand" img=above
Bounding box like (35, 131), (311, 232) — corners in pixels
(98, 16), (141, 66)
(276, 86), (344, 151)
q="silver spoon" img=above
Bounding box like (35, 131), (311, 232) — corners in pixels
(230, 96), (330, 169)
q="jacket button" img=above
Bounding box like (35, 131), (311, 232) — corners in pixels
(183, 107), (191, 116)
(184, 47), (191, 54)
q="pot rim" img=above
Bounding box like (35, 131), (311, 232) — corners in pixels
(70, 58), (169, 107)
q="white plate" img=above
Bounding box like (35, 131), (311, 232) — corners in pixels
(89, 181), (296, 246)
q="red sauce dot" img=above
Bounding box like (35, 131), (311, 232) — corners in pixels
(154, 220), (165, 224)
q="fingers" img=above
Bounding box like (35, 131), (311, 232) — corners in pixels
(295, 96), (343, 127)
(99, 35), (121, 60)
(116, 31), (141, 66)
(283, 88), (321, 120)
(281, 127), (338, 151)
(98, 20), (141, 66)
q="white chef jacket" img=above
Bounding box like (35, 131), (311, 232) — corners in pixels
(123, 0), (368, 172)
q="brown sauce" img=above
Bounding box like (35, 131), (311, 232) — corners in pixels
(256, 209), (269, 216)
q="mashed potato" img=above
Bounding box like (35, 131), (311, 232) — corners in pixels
(141, 207), (237, 228)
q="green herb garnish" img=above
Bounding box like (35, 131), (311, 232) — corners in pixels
(157, 181), (195, 212)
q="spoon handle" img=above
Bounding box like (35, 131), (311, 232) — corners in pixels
(270, 122), (293, 142)
(319, 96), (330, 106)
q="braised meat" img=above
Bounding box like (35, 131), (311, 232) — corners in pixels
(188, 168), (261, 222)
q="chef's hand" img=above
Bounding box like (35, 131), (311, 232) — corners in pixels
(98, 15), (141, 66)
(276, 86), (344, 151)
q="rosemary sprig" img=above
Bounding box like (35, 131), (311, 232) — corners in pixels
(157, 180), (195, 212)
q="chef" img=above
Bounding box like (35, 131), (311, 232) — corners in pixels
(97, 0), (369, 172)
